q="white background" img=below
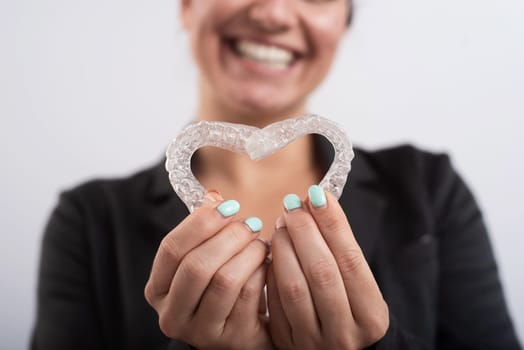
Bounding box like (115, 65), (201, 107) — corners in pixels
(2, 0), (523, 349)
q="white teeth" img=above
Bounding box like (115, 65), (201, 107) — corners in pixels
(235, 40), (293, 69)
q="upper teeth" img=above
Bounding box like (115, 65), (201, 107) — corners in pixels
(236, 40), (294, 68)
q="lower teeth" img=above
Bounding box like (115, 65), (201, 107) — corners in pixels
(245, 56), (289, 69)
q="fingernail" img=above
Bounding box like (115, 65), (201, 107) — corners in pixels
(275, 215), (286, 230)
(202, 189), (223, 204)
(256, 237), (271, 249)
(308, 185), (326, 208)
(283, 194), (302, 212)
(244, 217), (263, 233)
(216, 199), (240, 217)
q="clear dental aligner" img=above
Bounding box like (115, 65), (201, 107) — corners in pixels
(165, 114), (355, 212)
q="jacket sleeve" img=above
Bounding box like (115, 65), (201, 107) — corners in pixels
(370, 154), (521, 349)
(31, 190), (104, 349)
(431, 155), (520, 349)
(31, 190), (196, 350)
(368, 313), (430, 349)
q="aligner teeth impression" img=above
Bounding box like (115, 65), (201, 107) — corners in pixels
(165, 114), (354, 212)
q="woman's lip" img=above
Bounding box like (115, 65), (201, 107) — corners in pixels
(222, 38), (301, 78)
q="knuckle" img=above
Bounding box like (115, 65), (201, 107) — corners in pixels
(322, 214), (345, 234)
(280, 280), (309, 303)
(362, 304), (390, 343)
(331, 332), (357, 350)
(238, 283), (258, 301)
(159, 236), (183, 263)
(337, 248), (364, 276)
(144, 278), (167, 304)
(179, 253), (210, 281)
(227, 222), (250, 243)
(308, 259), (338, 288)
(158, 313), (179, 339)
(288, 212), (315, 232)
(195, 208), (217, 233)
(210, 269), (240, 295)
(185, 206), (215, 234)
(143, 281), (155, 304)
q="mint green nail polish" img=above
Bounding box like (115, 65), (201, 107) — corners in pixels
(244, 217), (263, 233)
(308, 185), (326, 208)
(283, 194), (302, 211)
(217, 200), (240, 217)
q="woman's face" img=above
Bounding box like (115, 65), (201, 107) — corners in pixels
(181, 0), (348, 119)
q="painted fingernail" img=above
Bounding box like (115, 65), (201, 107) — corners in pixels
(275, 215), (286, 230)
(283, 194), (302, 211)
(216, 199), (240, 217)
(202, 189), (223, 204)
(244, 217), (263, 233)
(308, 185), (326, 208)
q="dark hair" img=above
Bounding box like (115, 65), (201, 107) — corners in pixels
(347, 0), (354, 26)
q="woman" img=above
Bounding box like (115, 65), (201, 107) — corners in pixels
(32, 0), (521, 349)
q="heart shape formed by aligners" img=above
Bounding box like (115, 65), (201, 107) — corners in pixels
(165, 114), (354, 212)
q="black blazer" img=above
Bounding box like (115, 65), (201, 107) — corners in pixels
(31, 142), (522, 349)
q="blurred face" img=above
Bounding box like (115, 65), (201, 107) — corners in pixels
(181, 0), (348, 119)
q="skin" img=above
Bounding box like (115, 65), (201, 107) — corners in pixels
(144, 0), (389, 349)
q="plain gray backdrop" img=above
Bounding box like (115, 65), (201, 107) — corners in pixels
(2, 0), (523, 349)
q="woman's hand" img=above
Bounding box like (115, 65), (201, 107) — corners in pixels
(267, 186), (389, 350)
(145, 192), (274, 350)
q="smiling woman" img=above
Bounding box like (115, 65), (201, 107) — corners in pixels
(30, 0), (522, 350)
(181, 0), (348, 125)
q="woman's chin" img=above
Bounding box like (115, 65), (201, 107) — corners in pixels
(222, 87), (302, 120)
(230, 97), (302, 122)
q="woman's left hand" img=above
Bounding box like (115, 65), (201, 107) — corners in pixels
(267, 187), (389, 350)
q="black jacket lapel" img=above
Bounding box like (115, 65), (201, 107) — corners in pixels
(341, 174), (386, 263)
(315, 135), (386, 263)
(148, 160), (190, 235)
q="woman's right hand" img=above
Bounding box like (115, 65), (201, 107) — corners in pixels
(144, 191), (273, 350)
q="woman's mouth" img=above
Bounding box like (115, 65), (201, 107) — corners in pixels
(225, 38), (298, 71)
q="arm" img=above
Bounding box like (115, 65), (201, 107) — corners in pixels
(371, 154), (521, 349)
(367, 154), (521, 349)
(431, 156), (521, 349)
(31, 191), (104, 349)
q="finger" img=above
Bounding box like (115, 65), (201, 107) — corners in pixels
(267, 264), (293, 350)
(227, 261), (267, 329)
(257, 238), (271, 316)
(225, 264), (273, 350)
(166, 218), (262, 323)
(306, 186), (386, 325)
(271, 225), (320, 344)
(194, 238), (267, 328)
(147, 193), (239, 298)
(282, 194), (353, 332)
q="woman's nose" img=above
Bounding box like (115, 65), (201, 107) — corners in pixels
(248, 0), (298, 32)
